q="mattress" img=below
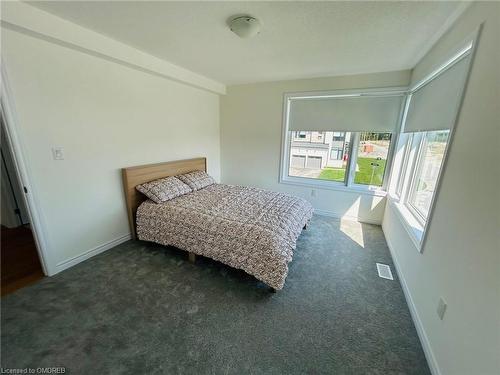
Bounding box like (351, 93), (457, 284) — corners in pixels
(136, 183), (313, 290)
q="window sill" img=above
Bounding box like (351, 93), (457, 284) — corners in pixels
(387, 195), (424, 252)
(280, 176), (388, 197)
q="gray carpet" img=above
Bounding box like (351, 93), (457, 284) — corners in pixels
(1, 215), (430, 374)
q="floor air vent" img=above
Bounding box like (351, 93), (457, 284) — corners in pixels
(376, 263), (394, 280)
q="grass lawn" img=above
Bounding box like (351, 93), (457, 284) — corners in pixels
(318, 157), (387, 186)
(318, 167), (346, 182)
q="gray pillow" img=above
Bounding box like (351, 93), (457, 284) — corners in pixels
(136, 176), (192, 203)
(177, 170), (215, 191)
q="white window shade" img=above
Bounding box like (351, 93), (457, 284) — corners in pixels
(403, 55), (471, 133)
(288, 95), (404, 132)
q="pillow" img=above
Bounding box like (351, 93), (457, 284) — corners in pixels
(177, 170), (215, 191)
(136, 176), (192, 203)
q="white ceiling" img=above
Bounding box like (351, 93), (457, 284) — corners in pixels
(27, 1), (467, 85)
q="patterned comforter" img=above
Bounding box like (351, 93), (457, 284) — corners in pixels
(136, 184), (313, 290)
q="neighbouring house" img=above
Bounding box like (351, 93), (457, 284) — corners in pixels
(290, 131), (350, 170)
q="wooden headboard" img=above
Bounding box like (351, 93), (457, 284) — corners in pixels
(122, 157), (207, 239)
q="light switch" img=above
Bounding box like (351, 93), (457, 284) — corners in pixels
(52, 147), (64, 160)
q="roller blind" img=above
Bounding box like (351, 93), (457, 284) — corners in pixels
(288, 94), (404, 132)
(403, 55), (471, 133)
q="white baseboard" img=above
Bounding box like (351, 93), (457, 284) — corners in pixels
(314, 208), (382, 225)
(383, 229), (441, 375)
(54, 233), (132, 274)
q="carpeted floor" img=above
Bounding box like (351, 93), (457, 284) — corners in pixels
(1, 215), (430, 374)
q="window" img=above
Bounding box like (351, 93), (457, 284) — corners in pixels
(285, 129), (395, 190)
(292, 131), (328, 144)
(310, 132), (326, 144)
(330, 147), (343, 160)
(281, 89), (405, 193)
(407, 130), (449, 221)
(392, 130), (451, 245)
(389, 38), (475, 250)
(293, 131), (308, 141)
(332, 132), (345, 141)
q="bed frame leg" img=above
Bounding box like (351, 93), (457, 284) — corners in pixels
(303, 223), (308, 230)
(188, 252), (196, 263)
(269, 287), (277, 293)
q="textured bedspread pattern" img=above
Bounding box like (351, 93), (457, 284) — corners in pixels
(136, 184), (313, 289)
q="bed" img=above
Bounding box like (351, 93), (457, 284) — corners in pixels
(122, 157), (313, 290)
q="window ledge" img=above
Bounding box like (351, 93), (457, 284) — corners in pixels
(280, 176), (388, 197)
(388, 196), (424, 252)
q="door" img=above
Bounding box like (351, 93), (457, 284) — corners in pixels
(1, 114), (44, 295)
(1, 117), (29, 227)
(306, 156), (322, 169)
(291, 155), (306, 168)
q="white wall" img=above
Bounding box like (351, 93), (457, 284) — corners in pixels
(220, 71), (410, 223)
(1, 26), (221, 274)
(382, 3), (500, 375)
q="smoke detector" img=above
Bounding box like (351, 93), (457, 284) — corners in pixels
(229, 16), (261, 38)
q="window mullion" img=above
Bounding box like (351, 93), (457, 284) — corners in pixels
(397, 135), (412, 197)
(346, 132), (359, 187)
(399, 134), (416, 203)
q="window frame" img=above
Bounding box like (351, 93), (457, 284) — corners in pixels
(395, 133), (413, 198)
(391, 129), (453, 250)
(279, 87), (407, 196)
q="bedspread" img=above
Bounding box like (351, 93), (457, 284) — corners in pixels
(136, 184), (313, 290)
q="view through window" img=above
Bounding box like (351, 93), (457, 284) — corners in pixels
(354, 132), (392, 186)
(288, 131), (391, 187)
(289, 131), (350, 183)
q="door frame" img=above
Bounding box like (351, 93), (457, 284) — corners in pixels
(1, 61), (52, 276)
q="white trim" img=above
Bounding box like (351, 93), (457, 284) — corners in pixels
(398, 132), (422, 205)
(314, 208), (381, 225)
(394, 134), (413, 198)
(0, 0), (225, 95)
(280, 177), (388, 197)
(279, 95), (292, 187)
(387, 198), (423, 251)
(289, 91), (407, 100)
(410, 41), (473, 94)
(285, 86), (409, 100)
(1, 61), (54, 276)
(383, 229), (441, 375)
(405, 132), (430, 228)
(55, 233), (131, 274)
(386, 95), (412, 195)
